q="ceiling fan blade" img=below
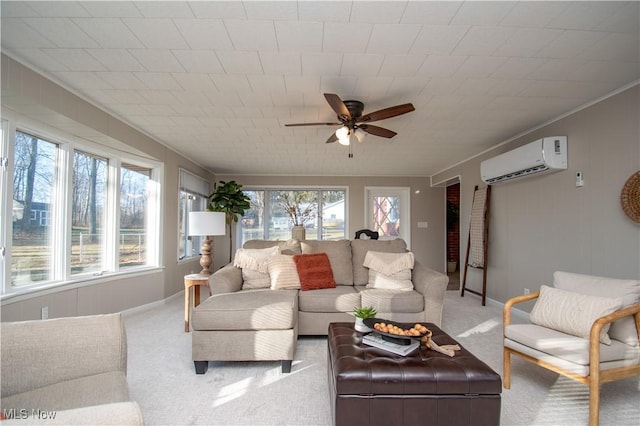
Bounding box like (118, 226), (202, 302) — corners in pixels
(326, 133), (338, 143)
(357, 103), (415, 123)
(285, 122), (341, 127)
(359, 124), (397, 138)
(324, 93), (351, 121)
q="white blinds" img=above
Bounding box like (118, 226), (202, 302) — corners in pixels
(179, 169), (209, 197)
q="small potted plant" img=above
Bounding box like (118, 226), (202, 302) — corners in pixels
(353, 306), (377, 333)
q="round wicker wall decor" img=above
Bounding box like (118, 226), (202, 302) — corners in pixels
(621, 170), (640, 224)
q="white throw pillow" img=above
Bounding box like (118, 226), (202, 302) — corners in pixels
(529, 285), (622, 345)
(233, 246), (279, 289)
(364, 251), (414, 291)
(554, 271), (640, 346)
(267, 254), (301, 290)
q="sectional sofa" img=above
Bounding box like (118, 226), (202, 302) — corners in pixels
(191, 238), (448, 374)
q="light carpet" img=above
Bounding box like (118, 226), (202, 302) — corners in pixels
(123, 291), (639, 425)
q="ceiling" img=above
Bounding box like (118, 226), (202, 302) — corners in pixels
(1, 1), (638, 177)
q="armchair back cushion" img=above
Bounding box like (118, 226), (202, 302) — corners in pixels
(554, 271), (640, 346)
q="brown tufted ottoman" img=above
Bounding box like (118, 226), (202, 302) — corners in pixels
(328, 322), (501, 426)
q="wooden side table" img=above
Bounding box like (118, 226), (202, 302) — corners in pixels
(184, 274), (211, 332)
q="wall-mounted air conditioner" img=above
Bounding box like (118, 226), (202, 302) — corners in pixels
(481, 136), (567, 185)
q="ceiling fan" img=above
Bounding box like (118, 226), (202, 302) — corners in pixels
(285, 93), (415, 157)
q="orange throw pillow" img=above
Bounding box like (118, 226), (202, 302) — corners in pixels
(293, 253), (336, 291)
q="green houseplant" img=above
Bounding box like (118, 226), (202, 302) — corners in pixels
(353, 306), (377, 332)
(208, 180), (251, 262)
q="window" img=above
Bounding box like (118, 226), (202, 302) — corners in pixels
(178, 169), (209, 261)
(1, 121), (162, 295)
(365, 187), (411, 247)
(239, 188), (346, 246)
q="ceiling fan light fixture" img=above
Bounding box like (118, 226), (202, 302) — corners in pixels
(336, 126), (350, 145)
(354, 128), (366, 142)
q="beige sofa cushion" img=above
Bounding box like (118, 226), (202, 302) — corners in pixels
(301, 240), (353, 285)
(243, 239), (301, 255)
(298, 286), (360, 313)
(553, 271), (640, 346)
(351, 239), (407, 286)
(193, 289), (298, 330)
(359, 288), (424, 313)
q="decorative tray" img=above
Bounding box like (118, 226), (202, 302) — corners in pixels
(363, 318), (431, 345)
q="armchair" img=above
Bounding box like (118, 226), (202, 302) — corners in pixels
(503, 272), (640, 426)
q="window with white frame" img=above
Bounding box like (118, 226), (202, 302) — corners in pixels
(1, 122), (162, 295)
(178, 169), (209, 261)
(239, 188), (347, 247)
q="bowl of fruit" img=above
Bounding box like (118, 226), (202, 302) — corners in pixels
(363, 318), (432, 345)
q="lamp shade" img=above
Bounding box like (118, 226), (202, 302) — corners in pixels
(188, 211), (226, 236)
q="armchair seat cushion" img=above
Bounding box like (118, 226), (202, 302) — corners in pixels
(298, 286), (360, 313)
(359, 288), (425, 313)
(505, 324), (640, 366)
(193, 289), (298, 330)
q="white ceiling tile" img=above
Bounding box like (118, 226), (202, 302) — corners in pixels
(102, 89), (147, 104)
(272, 92), (304, 108)
(379, 54), (425, 77)
(26, 2), (91, 18)
(493, 28), (563, 57)
(133, 1), (194, 18)
(350, 1), (407, 24)
(450, 2), (514, 26)
(594, 2), (640, 33)
(41, 48), (106, 71)
(81, 1), (142, 18)
(98, 71), (146, 90)
(323, 22), (372, 54)
(122, 18), (189, 49)
(209, 74), (251, 92)
(138, 90), (179, 105)
(188, 1), (247, 19)
(570, 60), (640, 84)
(401, 2), (462, 25)
(527, 58), (589, 81)
(275, 21), (323, 52)
(301, 52), (343, 76)
(200, 105), (238, 118)
(499, 2), (568, 29)
(128, 49), (185, 72)
(418, 55), (465, 77)
(135, 72), (181, 90)
(72, 18), (144, 49)
(172, 73), (217, 91)
(86, 49), (145, 72)
(225, 20), (278, 51)
(367, 23), (421, 54)
(410, 25), (469, 55)
(453, 26), (516, 56)
(205, 92), (244, 107)
(243, 1), (298, 21)
(216, 51), (263, 74)
(23, 18), (99, 48)
(490, 57), (548, 80)
(172, 50), (224, 73)
(1, 2), (40, 18)
(173, 19), (233, 50)
(298, 1), (351, 22)
(388, 77), (429, 98)
(52, 71), (112, 89)
(1, 19), (57, 49)
(284, 75), (321, 93)
(247, 75), (286, 93)
(171, 90), (212, 106)
(455, 56), (507, 78)
(353, 77), (394, 98)
(536, 30), (608, 59)
(578, 33), (640, 62)
(546, 2), (616, 31)
(320, 76), (358, 96)
(341, 53), (384, 77)
(259, 52), (301, 75)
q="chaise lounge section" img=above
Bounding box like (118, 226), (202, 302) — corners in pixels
(191, 238), (448, 374)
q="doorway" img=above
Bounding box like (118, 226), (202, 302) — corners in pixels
(446, 182), (460, 290)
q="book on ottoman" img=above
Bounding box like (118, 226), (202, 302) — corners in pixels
(362, 333), (419, 356)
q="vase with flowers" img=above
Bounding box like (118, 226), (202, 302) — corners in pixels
(279, 191), (317, 240)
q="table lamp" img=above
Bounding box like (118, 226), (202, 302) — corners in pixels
(188, 211), (226, 275)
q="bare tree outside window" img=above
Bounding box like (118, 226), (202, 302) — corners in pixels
(120, 164), (150, 268)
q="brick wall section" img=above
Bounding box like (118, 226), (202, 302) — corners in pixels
(446, 183), (460, 265)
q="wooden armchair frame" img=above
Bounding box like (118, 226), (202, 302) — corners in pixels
(503, 291), (640, 426)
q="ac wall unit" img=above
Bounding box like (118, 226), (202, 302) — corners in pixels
(481, 136), (567, 185)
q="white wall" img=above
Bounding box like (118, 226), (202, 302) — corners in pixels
(432, 85), (640, 306)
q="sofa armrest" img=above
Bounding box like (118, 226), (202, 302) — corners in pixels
(1, 314), (126, 398)
(208, 263), (243, 295)
(412, 261), (448, 327)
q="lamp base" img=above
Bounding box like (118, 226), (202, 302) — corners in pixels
(199, 236), (213, 276)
